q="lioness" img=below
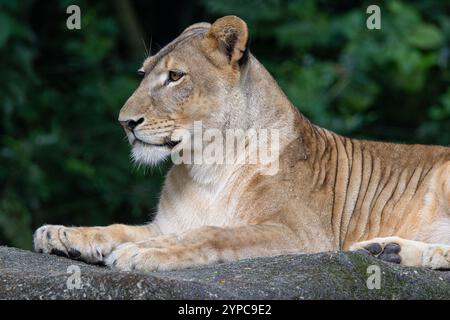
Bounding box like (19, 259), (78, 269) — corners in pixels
(34, 16), (450, 271)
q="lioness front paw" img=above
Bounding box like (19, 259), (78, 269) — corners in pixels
(105, 244), (182, 272)
(33, 225), (114, 264)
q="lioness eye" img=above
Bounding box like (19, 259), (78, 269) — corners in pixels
(168, 70), (184, 82)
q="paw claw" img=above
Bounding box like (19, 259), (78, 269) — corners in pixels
(95, 248), (103, 260)
(68, 249), (81, 259)
(51, 249), (68, 257)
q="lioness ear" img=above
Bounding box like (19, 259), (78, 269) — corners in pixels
(203, 15), (249, 66)
(183, 22), (211, 33)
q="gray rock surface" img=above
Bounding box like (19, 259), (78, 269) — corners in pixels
(0, 246), (449, 299)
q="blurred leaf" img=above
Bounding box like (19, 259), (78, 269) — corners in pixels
(407, 24), (444, 50)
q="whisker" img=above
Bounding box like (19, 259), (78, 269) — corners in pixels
(142, 37), (149, 58)
(149, 35), (153, 56)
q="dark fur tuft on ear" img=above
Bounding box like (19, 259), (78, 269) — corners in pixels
(202, 16), (249, 67)
(238, 37), (250, 67)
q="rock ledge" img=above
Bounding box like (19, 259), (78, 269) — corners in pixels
(0, 246), (449, 299)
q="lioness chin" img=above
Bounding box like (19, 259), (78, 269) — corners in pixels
(34, 16), (450, 271)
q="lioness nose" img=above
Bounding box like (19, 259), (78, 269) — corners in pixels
(120, 117), (144, 131)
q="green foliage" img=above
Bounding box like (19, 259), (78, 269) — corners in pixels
(0, 1), (449, 248)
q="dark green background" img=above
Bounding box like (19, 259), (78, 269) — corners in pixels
(1, 0), (449, 249)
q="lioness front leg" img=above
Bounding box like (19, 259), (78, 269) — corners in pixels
(350, 236), (450, 269)
(33, 224), (160, 263)
(105, 224), (299, 271)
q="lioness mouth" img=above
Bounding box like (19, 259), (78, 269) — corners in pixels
(155, 139), (181, 148)
(136, 138), (181, 148)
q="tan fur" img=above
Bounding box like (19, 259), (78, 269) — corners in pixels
(34, 16), (450, 271)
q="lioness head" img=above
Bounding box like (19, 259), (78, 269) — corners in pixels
(119, 16), (250, 165)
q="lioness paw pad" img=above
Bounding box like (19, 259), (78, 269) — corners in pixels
(351, 240), (402, 264)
